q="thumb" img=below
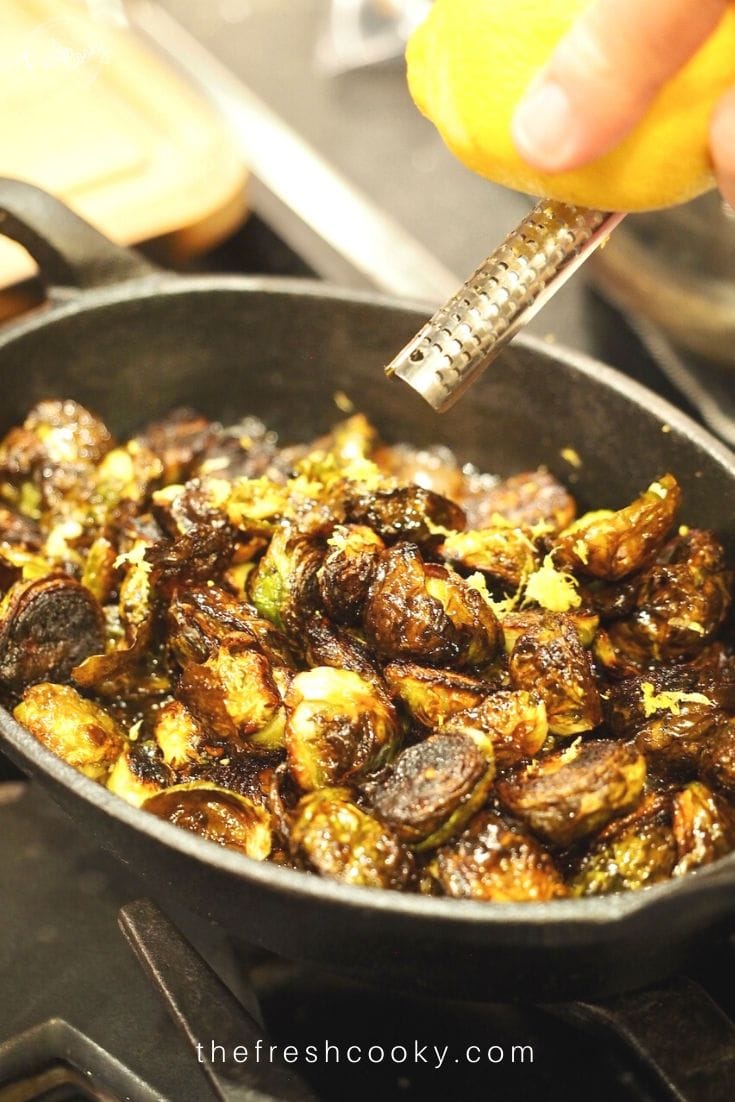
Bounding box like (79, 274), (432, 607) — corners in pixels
(512, 0), (728, 173)
(711, 88), (735, 209)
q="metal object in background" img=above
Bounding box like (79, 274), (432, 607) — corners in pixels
(552, 980), (735, 1102)
(120, 900), (317, 1102)
(317, 0), (432, 73)
(625, 313), (735, 451)
(590, 192), (735, 369)
(386, 201), (624, 411)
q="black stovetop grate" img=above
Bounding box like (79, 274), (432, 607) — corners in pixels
(2, 781), (735, 1102)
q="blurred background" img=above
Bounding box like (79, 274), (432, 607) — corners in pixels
(1, 0), (734, 439)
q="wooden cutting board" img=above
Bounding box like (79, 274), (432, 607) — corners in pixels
(0, 0), (249, 287)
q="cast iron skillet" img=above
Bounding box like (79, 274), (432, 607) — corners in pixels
(1, 179), (734, 1005)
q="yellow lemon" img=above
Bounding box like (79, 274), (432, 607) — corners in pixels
(407, 0), (735, 211)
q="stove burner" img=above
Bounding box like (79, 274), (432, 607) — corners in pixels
(0, 1060), (116, 1102)
(2, 782), (735, 1102)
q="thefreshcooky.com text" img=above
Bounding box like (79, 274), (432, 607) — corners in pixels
(196, 1039), (534, 1070)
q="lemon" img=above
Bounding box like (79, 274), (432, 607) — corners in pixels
(407, 0), (735, 211)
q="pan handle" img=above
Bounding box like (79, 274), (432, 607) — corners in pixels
(0, 177), (158, 295)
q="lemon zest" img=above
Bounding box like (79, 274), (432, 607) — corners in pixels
(523, 554), (581, 613)
(640, 682), (713, 718)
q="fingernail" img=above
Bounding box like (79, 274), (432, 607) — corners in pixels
(512, 78), (580, 172)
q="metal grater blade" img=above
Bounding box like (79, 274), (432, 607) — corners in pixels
(386, 200), (624, 411)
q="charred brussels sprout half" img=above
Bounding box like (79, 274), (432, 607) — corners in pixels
(247, 527), (323, 638)
(5, 399), (735, 903)
(508, 613), (601, 737)
(317, 525), (384, 624)
(285, 667), (399, 790)
(107, 741), (175, 807)
(143, 783), (272, 859)
(345, 485), (465, 546)
(465, 468), (576, 534)
(384, 661), (488, 728)
(364, 732), (495, 851)
(289, 787), (414, 889)
(497, 740), (646, 848)
(595, 530), (732, 671)
(179, 640), (286, 749)
(439, 527), (539, 591)
(0, 576), (105, 694)
(0, 399), (112, 518)
(426, 811), (567, 901)
(552, 475), (681, 580)
(672, 782), (735, 876)
(448, 690), (548, 768)
(364, 544), (500, 668)
(14, 682), (124, 781)
(571, 794), (677, 897)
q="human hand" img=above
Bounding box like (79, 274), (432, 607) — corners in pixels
(512, 0), (735, 208)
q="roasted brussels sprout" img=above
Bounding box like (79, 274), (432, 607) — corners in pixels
(81, 536), (118, 605)
(508, 612), (601, 736)
(498, 739), (646, 847)
(289, 786), (414, 889)
(345, 485), (466, 545)
(372, 441), (466, 502)
(439, 526), (539, 590)
(634, 694), (724, 776)
(285, 667), (398, 790)
(364, 732), (495, 850)
(672, 782), (735, 876)
(603, 666), (714, 740)
(384, 661), (488, 728)
(107, 740), (175, 806)
(145, 521), (237, 590)
(193, 416), (283, 482)
(317, 525), (384, 624)
(179, 639), (286, 749)
(248, 527), (323, 638)
(425, 810), (567, 901)
(143, 783), (272, 859)
(464, 468), (576, 535)
(301, 615), (382, 683)
(577, 575), (641, 622)
(0, 399), (112, 518)
(166, 584), (293, 669)
(14, 682), (124, 780)
(0, 575), (105, 693)
(0, 504), (42, 549)
(448, 690), (548, 767)
(193, 749), (283, 807)
(152, 699), (207, 768)
(571, 794), (677, 896)
(133, 408), (216, 486)
(552, 475), (681, 580)
(364, 544), (500, 668)
(700, 718), (735, 799)
(596, 529), (732, 672)
(151, 477), (230, 540)
(90, 440), (163, 522)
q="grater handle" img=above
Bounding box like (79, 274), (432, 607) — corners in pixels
(386, 199), (624, 412)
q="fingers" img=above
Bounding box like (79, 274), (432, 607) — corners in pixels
(711, 88), (735, 210)
(512, 0), (729, 172)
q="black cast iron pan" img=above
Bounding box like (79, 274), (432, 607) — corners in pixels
(1, 179), (735, 1006)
